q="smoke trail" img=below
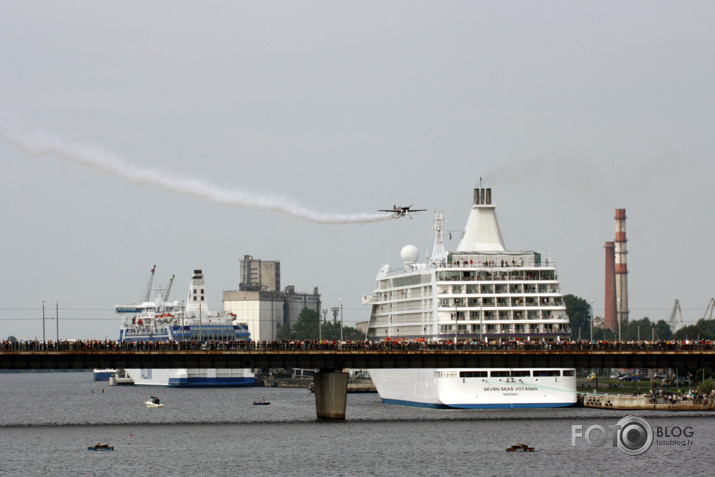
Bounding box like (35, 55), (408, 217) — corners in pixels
(0, 111), (393, 225)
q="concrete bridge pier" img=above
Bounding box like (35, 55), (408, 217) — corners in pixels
(314, 369), (348, 420)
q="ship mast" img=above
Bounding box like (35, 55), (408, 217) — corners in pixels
(430, 211), (448, 262)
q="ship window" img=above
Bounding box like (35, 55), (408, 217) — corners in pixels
(491, 371), (510, 377)
(562, 370), (576, 376)
(511, 370), (530, 377)
(460, 371), (487, 378)
(436, 371), (457, 378)
(534, 370), (560, 377)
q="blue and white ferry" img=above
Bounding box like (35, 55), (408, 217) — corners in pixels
(92, 369), (117, 381)
(116, 268), (255, 387)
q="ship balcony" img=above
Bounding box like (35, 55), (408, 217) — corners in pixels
(361, 294), (375, 305)
(436, 268), (558, 282)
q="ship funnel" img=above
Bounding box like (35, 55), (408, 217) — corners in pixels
(458, 186), (505, 252)
(473, 188), (492, 205)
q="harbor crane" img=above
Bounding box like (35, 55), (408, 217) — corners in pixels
(163, 275), (176, 302)
(666, 299), (683, 333)
(143, 265), (157, 302)
(702, 298), (715, 321)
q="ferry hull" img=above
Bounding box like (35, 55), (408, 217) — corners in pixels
(125, 368), (256, 387)
(92, 369), (117, 381)
(369, 369), (576, 409)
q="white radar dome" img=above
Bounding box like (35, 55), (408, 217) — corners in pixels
(401, 245), (420, 265)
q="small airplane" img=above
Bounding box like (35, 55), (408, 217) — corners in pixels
(378, 205), (427, 218)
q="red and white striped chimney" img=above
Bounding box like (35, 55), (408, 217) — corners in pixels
(614, 209), (629, 326)
(604, 241), (617, 331)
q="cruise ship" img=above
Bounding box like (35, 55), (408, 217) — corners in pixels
(364, 187), (576, 408)
(116, 268), (255, 387)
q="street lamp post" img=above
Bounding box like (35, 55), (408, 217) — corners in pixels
(321, 309), (327, 341)
(590, 300), (594, 342)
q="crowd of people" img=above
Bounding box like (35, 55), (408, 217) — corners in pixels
(1, 337), (713, 352)
(647, 388), (715, 405)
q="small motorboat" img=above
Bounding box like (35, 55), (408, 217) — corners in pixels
(88, 443), (114, 451)
(506, 443), (535, 452)
(145, 396), (165, 408)
(253, 399), (270, 405)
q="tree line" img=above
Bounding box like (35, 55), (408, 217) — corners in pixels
(565, 294), (715, 341)
(277, 308), (365, 341)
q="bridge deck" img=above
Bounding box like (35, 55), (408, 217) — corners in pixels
(1, 349), (713, 370)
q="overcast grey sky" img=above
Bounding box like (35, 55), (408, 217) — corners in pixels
(2, 1), (714, 340)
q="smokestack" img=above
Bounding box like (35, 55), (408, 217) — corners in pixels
(614, 209), (629, 327)
(604, 242), (617, 331)
(472, 187), (491, 205)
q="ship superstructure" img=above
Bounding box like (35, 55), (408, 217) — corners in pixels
(364, 187), (576, 408)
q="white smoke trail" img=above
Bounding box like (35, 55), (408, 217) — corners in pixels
(0, 111), (393, 225)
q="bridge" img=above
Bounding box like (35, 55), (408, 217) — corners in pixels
(2, 349), (714, 371)
(2, 349), (713, 420)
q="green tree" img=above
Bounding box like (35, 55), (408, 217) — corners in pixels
(652, 319), (674, 340)
(277, 307), (366, 341)
(564, 295), (591, 340)
(674, 319), (715, 340)
(592, 317), (672, 341)
(620, 317), (668, 341)
(291, 308), (320, 340)
(697, 377), (715, 395)
(315, 319), (365, 341)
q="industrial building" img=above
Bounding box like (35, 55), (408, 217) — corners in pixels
(223, 255), (321, 341)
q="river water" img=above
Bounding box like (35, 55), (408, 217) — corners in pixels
(1, 372), (712, 476)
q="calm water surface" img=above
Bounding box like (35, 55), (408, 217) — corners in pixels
(1, 373), (713, 476)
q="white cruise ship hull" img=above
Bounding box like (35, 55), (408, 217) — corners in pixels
(125, 368), (255, 387)
(369, 368), (576, 409)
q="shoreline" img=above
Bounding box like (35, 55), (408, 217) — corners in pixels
(579, 393), (715, 411)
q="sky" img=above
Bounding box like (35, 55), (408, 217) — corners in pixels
(1, 1), (714, 340)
